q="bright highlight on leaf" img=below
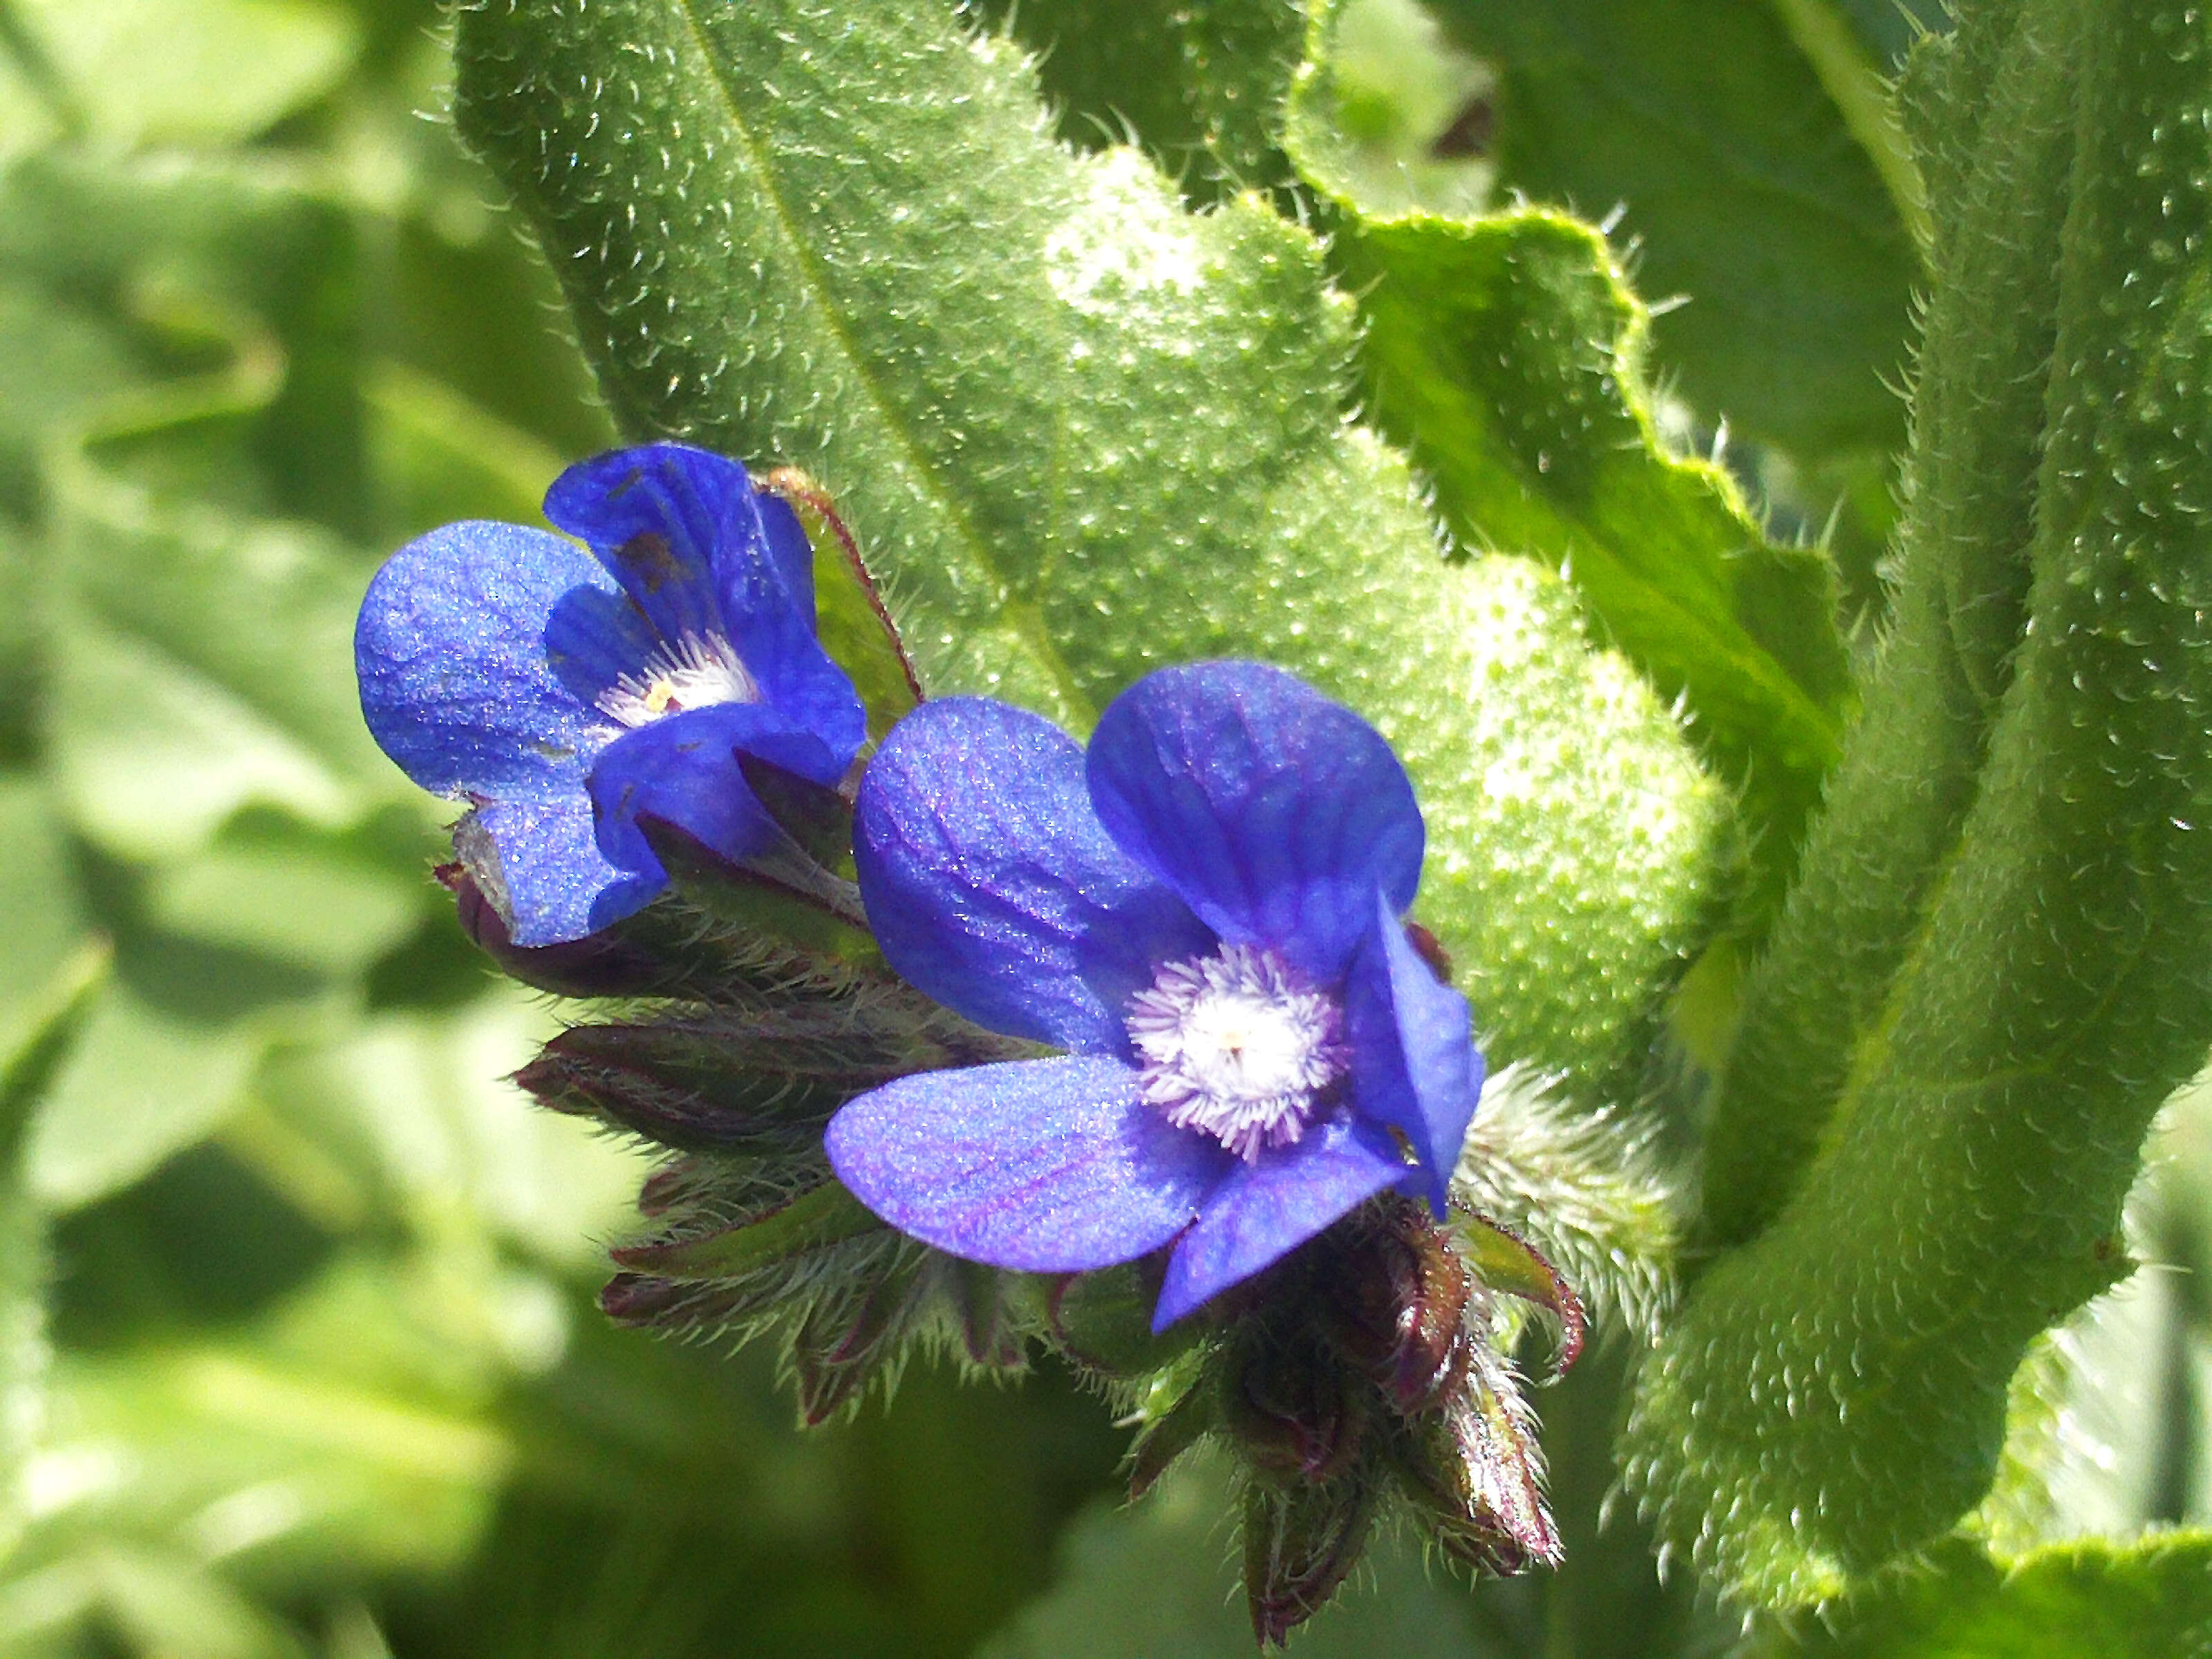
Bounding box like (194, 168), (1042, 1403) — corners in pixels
(451, 0), (1727, 1095)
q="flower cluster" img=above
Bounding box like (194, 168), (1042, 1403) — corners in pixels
(356, 442), (865, 947)
(355, 443), (1564, 1642)
(824, 661), (1485, 1328)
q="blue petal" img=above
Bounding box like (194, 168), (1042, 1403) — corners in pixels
(543, 444), (749, 644)
(541, 583), (663, 712)
(588, 704), (838, 879)
(1086, 662), (1425, 982)
(1152, 1114), (1407, 1329)
(755, 491), (818, 617)
(825, 1056), (1228, 1271)
(711, 489), (867, 776)
(1344, 888), (1483, 1216)
(356, 521), (626, 800)
(547, 446), (868, 778)
(855, 698), (1214, 1053)
(464, 796), (662, 947)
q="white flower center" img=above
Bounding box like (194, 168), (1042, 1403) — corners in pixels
(597, 632), (760, 727)
(1126, 943), (1348, 1161)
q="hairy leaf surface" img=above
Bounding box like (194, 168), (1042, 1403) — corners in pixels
(1287, 10), (1850, 923)
(1624, 0), (2212, 1602)
(451, 0), (1727, 1085)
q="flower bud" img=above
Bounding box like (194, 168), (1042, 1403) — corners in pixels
(517, 1020), (872, 1152)
(1388, 1335), (1560, 1576)
(937, 1255), (1027, 1370)
(791, 1265), (925, 1425)
(1314, 1194), (1472, 1414)
(1221, 1335), (1365, 1483)
(1242, 1467), (1379, 1648)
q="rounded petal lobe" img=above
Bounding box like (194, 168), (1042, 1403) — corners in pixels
(588, 703), (835, 878)
(826, 1056), (1227, 1271)
(856, 698), (1212, 1053)
(1345, 888), (1483, 1216)
(544, 443), (750, 644)
(1153, 1115), (1407, 1329)
(355, 521), (624, 800)
(1087, 662), (1424, 982)
(462, 796), (661, 947)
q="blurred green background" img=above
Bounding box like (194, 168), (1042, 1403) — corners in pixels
(3, 1), (2211, 1656)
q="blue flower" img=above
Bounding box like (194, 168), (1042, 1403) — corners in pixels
(825, 662), (1483, 1329)
(356, 443), (866, 946)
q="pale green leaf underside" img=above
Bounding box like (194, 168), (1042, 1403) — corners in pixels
(452, 0), (1730, 1083)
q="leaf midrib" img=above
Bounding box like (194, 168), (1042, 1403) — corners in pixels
(667, 0), (1094, 721)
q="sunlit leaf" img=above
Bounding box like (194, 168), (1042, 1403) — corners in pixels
(449, 0), (1730, 1091)
(1422, 0), (1918, 458)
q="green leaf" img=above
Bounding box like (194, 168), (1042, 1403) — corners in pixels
(363, 359), (565, 543)
(0, 151), (376, 535)
(25, 983), (265, 1212)
(1769, 1534), (2212, 1658)
(10, 0), (359, 151)
(255, 999), (646, 1272)
(0, 776), (94, 1068)
(1691, 0), (2088, 1251)
(1423, 0), (1919, 458)
(143, 835), (421, 978)
(1622, 0), (2212, 1602)
(1287, 13), (1853, 922)
(0, 282), (143, 502)
(6, 1548), (310, 1659)
(0, 844), (97, 1570)
(450, 0), (1730, 1089)
(44, 449), (404, 862)
(0, 44), (61, 167)
(961, 0), (1306, 201)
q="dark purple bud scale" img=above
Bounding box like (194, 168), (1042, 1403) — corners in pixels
(1313, 1194), (1474, 1414)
